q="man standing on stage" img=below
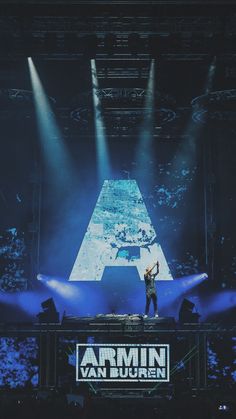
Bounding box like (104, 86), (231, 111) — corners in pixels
(144, 261), (159, 318)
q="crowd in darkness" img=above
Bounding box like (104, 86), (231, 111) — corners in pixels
(0, 393), (235, 419)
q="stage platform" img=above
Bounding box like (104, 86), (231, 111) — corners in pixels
(0, 314), (235, 334)
(0, 316), (235, 391)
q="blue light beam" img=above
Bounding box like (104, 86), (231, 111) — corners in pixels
(28, 57), (74, 187)
(199, 290), (236, 320)
(170, 57), (217, 181)
(134, 59), (155, 185)
(91, 59), (111, 183)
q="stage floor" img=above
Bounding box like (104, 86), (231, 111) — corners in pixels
(0, 314), (235, 334)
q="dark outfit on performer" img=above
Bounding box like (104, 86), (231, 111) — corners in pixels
(144, 267), (159, 316)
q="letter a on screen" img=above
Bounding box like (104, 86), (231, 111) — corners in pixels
(69, 180), (172, 281)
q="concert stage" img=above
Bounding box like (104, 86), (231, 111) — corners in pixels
(0, 1), (236, 417)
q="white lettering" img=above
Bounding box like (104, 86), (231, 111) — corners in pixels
(88, 367), (97, 378)
(138, 368), (148, 378)
(80, 367), (89, 378)
(99, 347), (116, 366)
(80, 348), (98, 367)
(116, 348), (138, 367)
(110, 367), (119, 378)
(149, 348), (166, 367)
(140, 347), (147, 367)
(156, 368), (166, 378)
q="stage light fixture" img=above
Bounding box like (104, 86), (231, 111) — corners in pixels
(37, 273), (50, 282)
(179, 298), (201, 324)
(36, 297), (59, 323)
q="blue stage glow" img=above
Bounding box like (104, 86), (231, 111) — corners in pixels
(37, 274), (77, 299)
(207, 335), (236, 385)
(0, 289), (50, 316)
(181, 272), (208, 286)
(199, 290), (236, 319)
(0, 227), (27, 292)
(69, 179), (172, 281)
(47, 279), (80, 299)
(0, 337), (38, 388)
(0, 281), (110, 318)
(1, 270), (208, 318)
(128, 272), (208, 317)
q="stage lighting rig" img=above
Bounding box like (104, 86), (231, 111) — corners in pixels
(148, 35), (168, 57)
(44, 33), (57, 54)
(83, 34), (98, 59)
(104, 33), (116, 56)
(64, 32), (79, 54)
(128, 33), (141, 56)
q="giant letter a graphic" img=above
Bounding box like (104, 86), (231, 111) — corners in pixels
(69, 180), (172, 281)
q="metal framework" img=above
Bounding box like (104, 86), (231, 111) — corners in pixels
(0, 0), (235, 59)
(0, 319), (235, 392)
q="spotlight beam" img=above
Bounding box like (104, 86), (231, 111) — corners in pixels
(91, 59), (111, 183)
(28, 57), (74, 187)
(159, 273), (208, 308)
(168, 57), (217, 185)
(134, 59), (155, 185)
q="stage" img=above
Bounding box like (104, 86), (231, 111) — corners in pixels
(0, 0), (236, 417)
